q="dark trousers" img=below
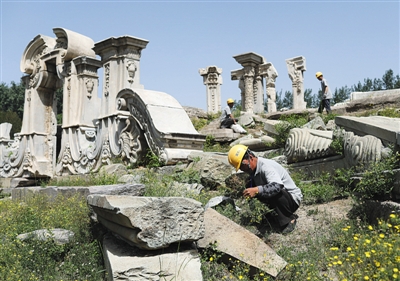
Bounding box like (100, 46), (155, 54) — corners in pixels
(318, 99), (331, 114)
(220, 118), (238, 129)
(265, 189), (299, 227)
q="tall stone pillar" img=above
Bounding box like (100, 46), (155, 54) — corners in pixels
(57, 56), (102, 130)
(243, 66), (255, 112)
(232, 52), (265, 113)
(254, 71), (264, 113)
(93, 36), (149, 118)
(259, 62), (278, 113)
(230, 69), (244, 108)
(286, 56), (307, 110)
(199, 66), (222, 114)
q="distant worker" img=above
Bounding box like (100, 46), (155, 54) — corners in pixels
(228, 144), (302, 234)
(220, 98), (238, 128)
(316, 72), (332, 114)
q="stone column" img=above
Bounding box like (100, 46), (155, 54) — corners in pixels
(93, 36), (149, 118)
(230, 69), (245, 109)
(72, 57), (103, 127)
(259, 62), (278, 113)
(253, 70), (264, 113)
(286, 56), (307, 110)
(232, 52), (265, 113)
(243, 66), (255, 112)
(199, 66), (222, 114)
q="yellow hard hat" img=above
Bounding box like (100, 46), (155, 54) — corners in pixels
(228, 144), (248, 171)
(315, 72), (323, 78)
(227, 98), (234, 104)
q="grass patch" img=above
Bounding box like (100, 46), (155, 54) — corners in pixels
(0, 194), (105, 280)
(44, 172), (119, 187)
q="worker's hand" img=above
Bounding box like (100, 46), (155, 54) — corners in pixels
(243, 187), (259, 198)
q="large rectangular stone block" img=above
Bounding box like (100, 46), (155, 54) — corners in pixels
(87, 195), (205, 250)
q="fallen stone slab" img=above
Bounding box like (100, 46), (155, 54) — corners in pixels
(335, 115), (400, 146)
(238, 136), (276, 151)
(17, 228), (75, 245)
(87, 184), (145, 196)
(102, 233), (203, 281)
(87, 195), (205, 250)
(12, 186), (90, 201)
(11, 184), (145, 201)
(197, 208), (287, 278)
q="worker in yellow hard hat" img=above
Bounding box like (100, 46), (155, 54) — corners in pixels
(316, 72), (332, 114)
(227, 144), (303, 234)
(220, 98), (238, 129)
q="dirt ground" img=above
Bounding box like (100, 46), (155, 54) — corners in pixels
(264, 198), (354, 252)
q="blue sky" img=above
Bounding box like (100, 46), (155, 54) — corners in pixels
(1, 0), (399, 111)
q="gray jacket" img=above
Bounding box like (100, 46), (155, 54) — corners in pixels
(251, 157), (303, 206)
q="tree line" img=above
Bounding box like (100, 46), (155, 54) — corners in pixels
(274, 69), (400, 110)
(0, 69), (399, 138)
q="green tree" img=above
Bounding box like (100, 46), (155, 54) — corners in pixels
(282, 90), (293, 109)
(276, 89), (284, 110)
(0, 111), (22, 138)
(332, 86), (351, 104)
(351, 69), (400, 92)
(382, 69), (398, 89)
(0, 81), (25, 120)
(304, 88), (316, 108)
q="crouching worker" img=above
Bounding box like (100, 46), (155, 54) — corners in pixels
(228, 144), (303, 234)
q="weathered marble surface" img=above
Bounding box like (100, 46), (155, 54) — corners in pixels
(87, 195), (205, 250)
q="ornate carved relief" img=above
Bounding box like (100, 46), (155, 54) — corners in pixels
(119, 118), (142, 164)
(122, 48), (141, 60)
(85, 78), (94, 99)
(101, 139), (111, 165)
(285, 128), (334, 163)
(343, 131), (389, 167)
(104, 63), (110, 97)
(128, 102), (167, 164)
(0, 136), (25, 177)
(60, 143), (74, 174)
(21, 149), (33, 172)
(126, 60), (136, 84)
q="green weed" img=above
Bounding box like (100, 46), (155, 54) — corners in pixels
(0, 194), (105, 281)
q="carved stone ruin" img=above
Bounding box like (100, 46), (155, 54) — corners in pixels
(231, 52), (265, 113)
(199, 66), (223, 114)
(259, 62), (278, 113)
(284, 127), (391, 168)
(0, 28), (205, 179)
(285, 56), (307, 110)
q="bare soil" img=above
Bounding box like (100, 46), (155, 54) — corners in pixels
(264, 198), (354, 253)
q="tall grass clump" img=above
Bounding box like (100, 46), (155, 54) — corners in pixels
(0, 194), (105, 280)
(353, 150), (398, 201)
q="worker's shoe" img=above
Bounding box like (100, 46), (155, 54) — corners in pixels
(281, 219), (297, 234)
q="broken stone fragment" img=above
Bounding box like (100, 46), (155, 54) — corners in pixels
(87, 195), (205, 250)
